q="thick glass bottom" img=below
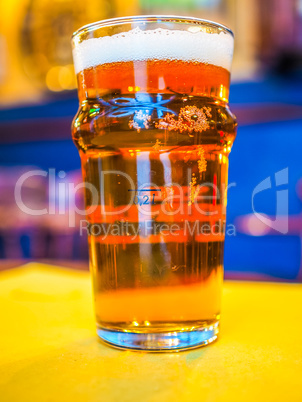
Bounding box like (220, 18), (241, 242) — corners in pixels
(97, 321), (219, 352)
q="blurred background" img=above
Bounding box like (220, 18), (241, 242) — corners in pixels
(0, 0), (302, 281)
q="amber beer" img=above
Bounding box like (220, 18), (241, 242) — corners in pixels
(72, 16), (236, 350)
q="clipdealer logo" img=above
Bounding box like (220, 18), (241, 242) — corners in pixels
(252, 168), (289, 234)
(13, 167), (290, 236)
(81, 219), (236, 241)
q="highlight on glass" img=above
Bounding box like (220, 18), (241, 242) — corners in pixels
(71, 15), (237, 351)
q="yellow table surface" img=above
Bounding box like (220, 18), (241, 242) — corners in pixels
(0, 263), (302, 402)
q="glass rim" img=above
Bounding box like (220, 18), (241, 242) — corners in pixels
(72, 15), (234, 41)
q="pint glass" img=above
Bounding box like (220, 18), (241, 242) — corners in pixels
(72, 16), (236, 351)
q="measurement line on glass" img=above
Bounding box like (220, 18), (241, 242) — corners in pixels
(128, 189), (162, 192)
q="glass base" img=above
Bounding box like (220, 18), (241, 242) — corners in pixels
(97, 322), (219, 352)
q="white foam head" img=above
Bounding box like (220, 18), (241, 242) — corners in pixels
(73, 27), (234, 75)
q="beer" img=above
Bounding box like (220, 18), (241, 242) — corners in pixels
(72, 18), (236, 350)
